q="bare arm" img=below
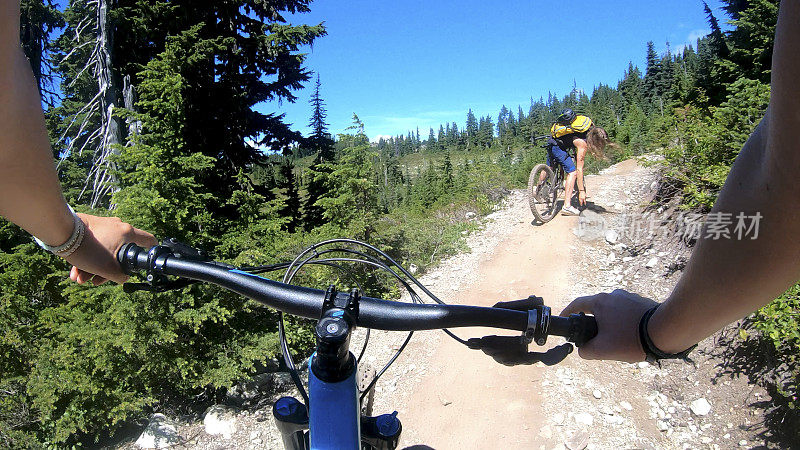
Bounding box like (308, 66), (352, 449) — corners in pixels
(0, 0), (75, 246)
(562, 1), (800, 361)
(574, 139), (587, 204)
(649, 0), (800, 353)
(0, 0), (156, 284)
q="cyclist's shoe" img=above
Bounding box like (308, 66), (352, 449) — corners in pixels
(561, 205), (580, 216)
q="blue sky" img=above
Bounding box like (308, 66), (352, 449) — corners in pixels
(261, 0), (727, 142)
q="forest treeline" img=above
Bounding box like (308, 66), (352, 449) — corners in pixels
(1, 0), (795, 446)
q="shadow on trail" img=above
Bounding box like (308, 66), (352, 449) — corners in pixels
(708, 325), (800, 448)
(581, 201), (610, 214)
(468, 337), (574, 367)
(529, 199), (612, 227)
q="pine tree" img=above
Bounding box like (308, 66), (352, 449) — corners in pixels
(479, 115), (494, 148)
(619, 62), (645, 113)
(719, 0), (779, 84)
(643, 41), (662, 103)
(450, 122), (459, 147)
(303, 74), (335, 229)
(427, 127), (437, 152)
(497, 105), (509, 144)
(53, 0), (326, 212)
(316, 115), (379, 240)
(308, 74), (334, 162)
(279, 158), (302, 233)
(19, 0), (63, 107)
(704, 1), (729, 58)
(465, 109), (478, 148)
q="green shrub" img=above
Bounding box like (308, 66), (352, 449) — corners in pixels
(749, 284), (800, 408)
(664, 78), (770, 210)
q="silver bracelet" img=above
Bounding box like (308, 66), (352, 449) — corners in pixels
(33, 205), (86, 257)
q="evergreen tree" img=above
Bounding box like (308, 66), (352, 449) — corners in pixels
(317, 115), (379, 240)
(497, 105), (509, 144)
(308, 74), (334, 162)
(704, 1), (730, 58)
(483, 115), (495, 147)
(303, 74), (335, 229)
(719, 0), (779, 84)
(619, 62), (645, 113)
(19, 0), (63, 106)
(427, 127), (438, 151)
(279, 158), (302, 233)
(52, 0), (326, 212)
(441, 150), (453, 189)
(643, 41), (662, 103)
(465, 109), (478, 148)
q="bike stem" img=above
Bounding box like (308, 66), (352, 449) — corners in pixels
(274, 286), (402, 449)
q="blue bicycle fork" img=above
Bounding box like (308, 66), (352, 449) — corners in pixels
(272, 287), (402, 450)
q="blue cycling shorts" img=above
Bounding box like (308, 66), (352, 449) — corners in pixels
(546, 143), (576, 173)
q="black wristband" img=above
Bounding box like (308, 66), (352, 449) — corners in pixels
(638, 305), (696, 361)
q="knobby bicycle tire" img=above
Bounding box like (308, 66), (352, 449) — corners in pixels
(358, 363), (376, 416)
(527, 164), (559, 223)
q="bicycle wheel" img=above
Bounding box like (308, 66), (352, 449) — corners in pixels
(527, 163), (559, 223)
(358, 363), (376, 416)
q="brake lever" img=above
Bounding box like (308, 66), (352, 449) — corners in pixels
(493, 295), (550, 346)
(492, 296), (544, 311)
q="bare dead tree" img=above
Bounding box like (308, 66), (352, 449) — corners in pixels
(56, 0), (130, 209)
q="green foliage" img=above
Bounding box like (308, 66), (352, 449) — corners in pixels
(664, 78), (770, 210)
(0, 221), (67, 447)
(19, 0), (63, 106)
(749, 284), (800, 408)
(316, 116), (380, 240)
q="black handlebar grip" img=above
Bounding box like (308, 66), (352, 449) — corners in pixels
(570, 313), (598, 347)
(547, 313), (598, 347)
(117, 243), (152, 275)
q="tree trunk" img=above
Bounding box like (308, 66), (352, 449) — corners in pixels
(90, 0), (122, 209)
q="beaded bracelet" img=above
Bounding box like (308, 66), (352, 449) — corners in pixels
(33, 205), (86, 257)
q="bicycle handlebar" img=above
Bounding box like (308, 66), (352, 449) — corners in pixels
(118, 243), (597, 345)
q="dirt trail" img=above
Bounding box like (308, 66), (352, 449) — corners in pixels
(398, 199), (574, 449)
(395, 163), (631, 449)
(388, 158), (770, 450)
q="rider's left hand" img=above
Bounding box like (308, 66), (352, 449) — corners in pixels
(578, 191), (587, 205)
(66, 214), (157, 285)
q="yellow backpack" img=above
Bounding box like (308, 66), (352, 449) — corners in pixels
(550, 115), (593, 138)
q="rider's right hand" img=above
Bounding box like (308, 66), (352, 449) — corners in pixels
(560, 289), (657, 362)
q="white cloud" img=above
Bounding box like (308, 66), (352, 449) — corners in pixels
(674, 28), (709, 54)
(370, 134), (393, 143)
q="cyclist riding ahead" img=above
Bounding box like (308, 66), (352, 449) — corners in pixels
(542, 109), (610, 216)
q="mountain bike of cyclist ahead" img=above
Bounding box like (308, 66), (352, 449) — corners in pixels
(527, 135), (584, 223)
